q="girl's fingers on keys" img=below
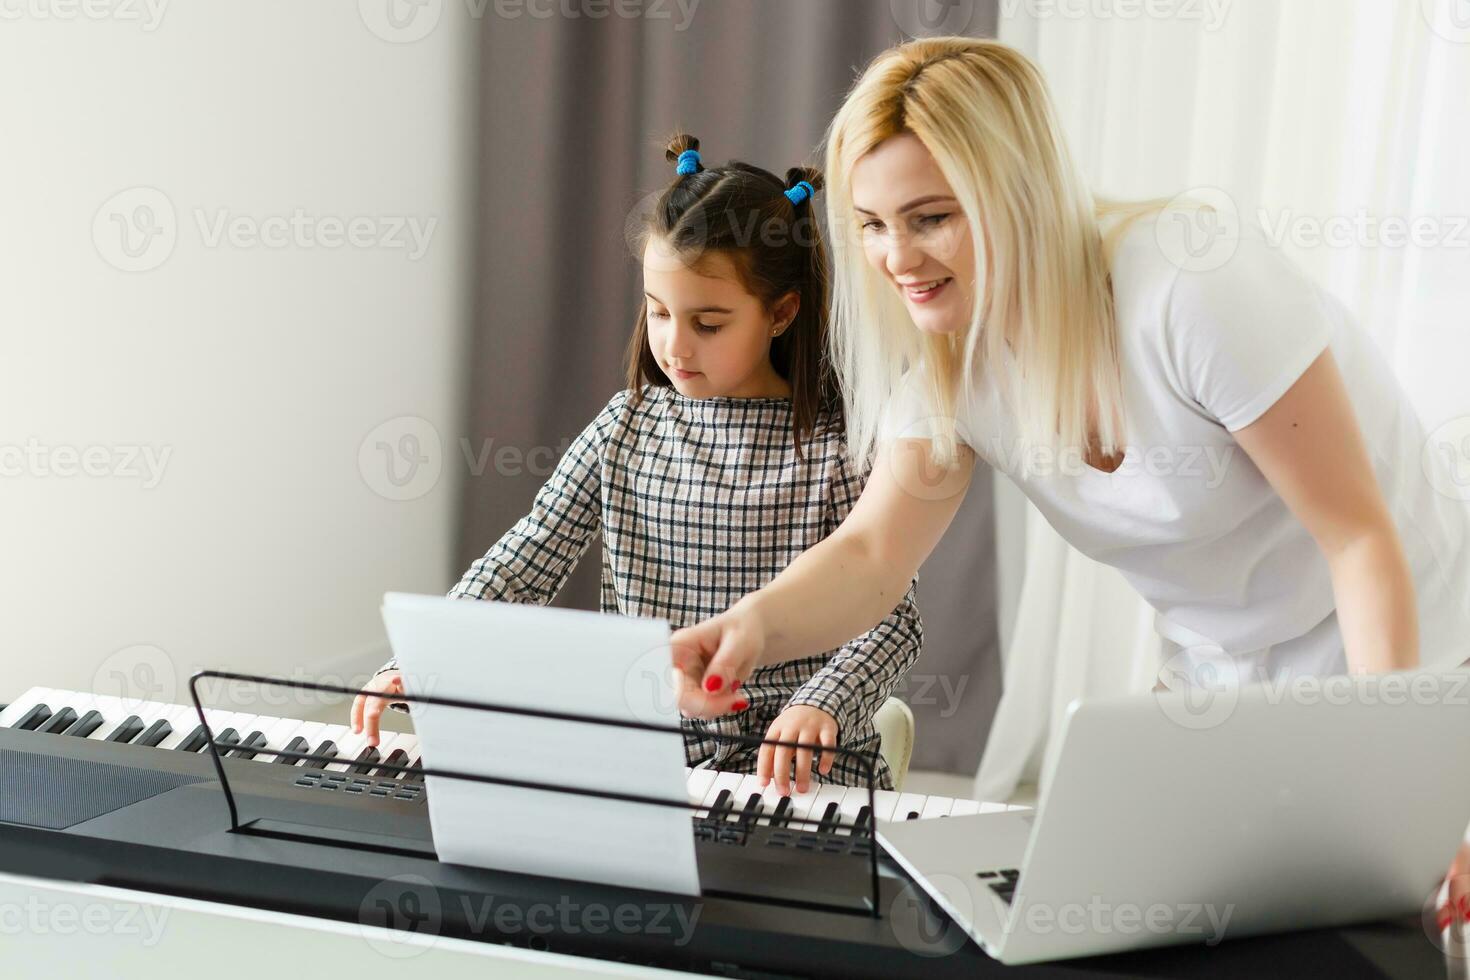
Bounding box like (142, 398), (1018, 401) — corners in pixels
(773, 739), (795, 796)
(794, 734), (816, 795)
(757, 738), (776, 788)
(818, 725), (837, 775)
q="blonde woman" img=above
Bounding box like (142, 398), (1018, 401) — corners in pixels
(668, 37), (1470, 801)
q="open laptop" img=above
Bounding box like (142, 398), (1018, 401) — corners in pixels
(877, 674), (1470, 964)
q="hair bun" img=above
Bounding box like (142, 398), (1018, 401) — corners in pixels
(665, 133), (701, 164)
(784, 166), (824, 195)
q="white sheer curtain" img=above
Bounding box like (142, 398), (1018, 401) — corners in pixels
(978, 0), (1470, 802)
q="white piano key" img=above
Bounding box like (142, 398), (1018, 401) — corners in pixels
(281, 721), (334, 766)
(253, 717), (307, 762)
(871, 789), (901, 822)
(921, 795), (957, 819)
(700, 771), (746, 815)
(324, 726), (374, 772)
(155, 705), (209, 749)
(122, 698), (187, 745)
(684, 767), (715, 806)
(978, 801), (1008, 814)
(836, 786), (874, 835)
(728, 774), (768, 822)
(893, 792), (928, 821)
(949, 798), (981, 817)
(782, 782), (824, 829)
(0, 687), (53, 728)
(367, 732), (417, 775)
(754, 780), (790, 826)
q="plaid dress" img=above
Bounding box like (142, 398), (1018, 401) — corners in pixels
(380, 384), (922, 789)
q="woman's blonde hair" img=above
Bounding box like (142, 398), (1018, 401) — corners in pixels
(823, 36), (1152, 474)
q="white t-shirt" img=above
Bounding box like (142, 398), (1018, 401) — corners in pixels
(882, 215), (1470, 684)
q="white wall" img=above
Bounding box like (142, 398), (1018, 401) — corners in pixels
(0, 1), (477, 714)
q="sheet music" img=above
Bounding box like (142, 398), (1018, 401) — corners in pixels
(381, 593), (700, 896)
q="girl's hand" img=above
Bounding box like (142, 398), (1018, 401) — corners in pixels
(758, 705), (837, 796)
(350, 670), (404, 748)
(669, 605), (765, 719)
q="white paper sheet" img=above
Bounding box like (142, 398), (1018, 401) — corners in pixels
(380, 593), (700, 896)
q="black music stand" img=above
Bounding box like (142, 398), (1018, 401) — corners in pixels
(188, 670), (886, 918)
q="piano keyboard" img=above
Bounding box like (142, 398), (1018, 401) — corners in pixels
(1, 687), (1019, 833)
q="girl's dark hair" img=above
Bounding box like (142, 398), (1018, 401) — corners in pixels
(624, 132), (840, 462)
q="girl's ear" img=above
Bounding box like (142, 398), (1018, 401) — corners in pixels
(771, 290), (800, 335)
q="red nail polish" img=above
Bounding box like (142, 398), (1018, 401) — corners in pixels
(731, 680), (741, 691)
(733, 699), (749, 711)
(704, 675), (723, 693)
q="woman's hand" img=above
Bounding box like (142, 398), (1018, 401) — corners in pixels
(669, 604), (765, 719)
(1441, 840), (1470, 933)
(350, 669), (404, 748)
(758, 705), (837, 796)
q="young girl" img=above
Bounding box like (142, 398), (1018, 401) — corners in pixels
(351, 134), (922, 793)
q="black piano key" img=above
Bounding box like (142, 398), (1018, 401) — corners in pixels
(177, 725), (209, 753)
(373, 749), (409, 778)
(707, 789), (733, 820)
(38, 707), (79, 735)
(851, 806), (873, 836)
(817, 801), (841, 834)
(403, 759), (424, 783)
(137, 719), (173, 748)
(12, 704), (52, 731)
(739, 793), (763, 825)
(274, 736), (311, 765)
(63, 710), (105, 739)
(308, 740), (339, 768)
(905, 810), (921, 820)
(350, 746), (381, 775)
(228, 731), (268, 760)
(212, 729), (241, 753)
(105, 715), (145, 744)
(769, 796), (793, 828)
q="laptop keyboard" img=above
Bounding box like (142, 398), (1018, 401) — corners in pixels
(977, 868), (1020, 904)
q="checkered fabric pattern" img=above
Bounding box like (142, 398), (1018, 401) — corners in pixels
(380, 384), (922, 789)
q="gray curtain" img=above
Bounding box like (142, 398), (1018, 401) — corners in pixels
(460, 0), (999, 773)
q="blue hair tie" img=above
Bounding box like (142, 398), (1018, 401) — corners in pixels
(784, 180), (815, 206)
(675, 149), (701, 175)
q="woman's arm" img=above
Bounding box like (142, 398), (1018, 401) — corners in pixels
(1231, 349), (1418, 673)
(672, 437), (976, 718)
